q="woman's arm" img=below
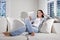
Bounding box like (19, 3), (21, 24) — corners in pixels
(29, 16), (35, 24)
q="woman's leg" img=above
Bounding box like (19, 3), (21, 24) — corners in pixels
(32, 27), (38, 33)
(10, 26), (26, 36)
(24, 18), (34, 33)
(24, 18), (38, 33)
(10, 18), (38, 36)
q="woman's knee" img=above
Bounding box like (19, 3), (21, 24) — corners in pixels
(24, 18), (30, 23)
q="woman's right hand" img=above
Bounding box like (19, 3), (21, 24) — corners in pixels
(29, 16), (32, 21)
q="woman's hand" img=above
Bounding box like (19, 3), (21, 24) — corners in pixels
(29, 16), (32, 21)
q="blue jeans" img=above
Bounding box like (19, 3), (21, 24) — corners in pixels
(10, 18), (38, 36)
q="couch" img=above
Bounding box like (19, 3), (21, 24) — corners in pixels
(0, 17), (60, 40)
(0, 17), (27, 40)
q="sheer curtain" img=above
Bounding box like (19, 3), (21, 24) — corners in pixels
(0, 0), (6, 17)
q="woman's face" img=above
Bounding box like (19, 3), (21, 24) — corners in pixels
(37, 11), (43, 18)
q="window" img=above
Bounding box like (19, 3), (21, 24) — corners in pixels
(0, 0), (6, 17)
(47, 1), (54, 18)
(57, 0), (60, 17)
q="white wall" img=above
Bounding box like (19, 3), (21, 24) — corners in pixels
(6, 0), (48, 18)
(39, 0), (57, 16)
(6, 0), (38, 18)
(38, 0), (47, 14)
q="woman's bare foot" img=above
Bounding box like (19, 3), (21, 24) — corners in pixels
(31, 32), (35, 36)
(3, 32), (10, 36)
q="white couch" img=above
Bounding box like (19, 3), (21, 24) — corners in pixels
(28, 33), (60, 40)
(0, 17), (60, 40)
(0, 17), (27, 40)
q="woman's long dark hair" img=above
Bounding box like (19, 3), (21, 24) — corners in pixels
(37, 10), (44, 18)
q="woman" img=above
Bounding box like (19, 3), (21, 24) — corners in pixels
(3, 10), (44, 36)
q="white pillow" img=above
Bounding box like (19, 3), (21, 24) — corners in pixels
(7, 17), (15, 32)
(40, 19), (54, 33)
(0, 17), (7, 33)
(12, 19), (25, 31)
(7, 17), (25, 32)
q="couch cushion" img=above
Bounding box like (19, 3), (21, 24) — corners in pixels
(28, 33), (52, 40)
(28, 33), (60, 40)
(0, 33), (27, 40)
(51, 34), (60, 40)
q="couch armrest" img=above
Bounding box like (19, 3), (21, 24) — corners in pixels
(52, 23), (60, 33)
(0, 17), (7, 33)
